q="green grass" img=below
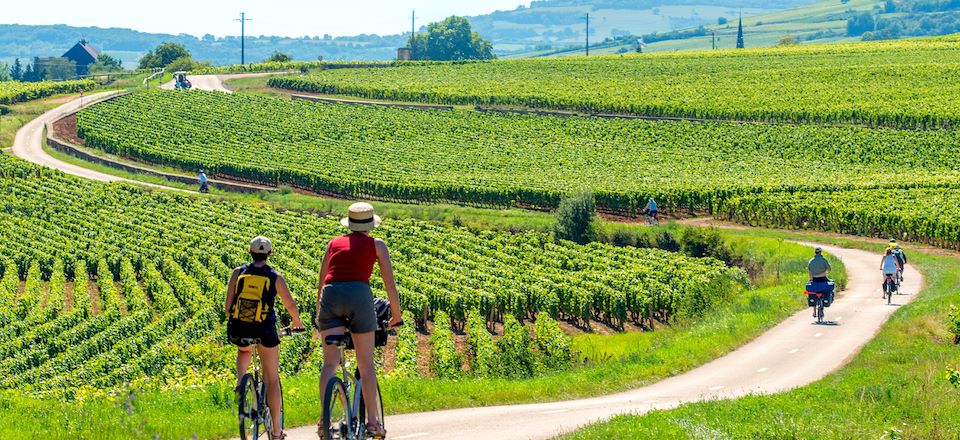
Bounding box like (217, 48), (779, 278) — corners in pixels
(1, 98), (64, 149)
(559, 236), (960, 439)
(0, 232), (840, 439)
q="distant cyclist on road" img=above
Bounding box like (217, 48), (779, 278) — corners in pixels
(198, 170), (208, 193)
(226, 236), (305, 440)
(889, 240), (908, 281)
(807, 247), (832, 282)
(644, 197), (659, 224)
(880, 247), (903, 298)
(316, 203), (402, 439)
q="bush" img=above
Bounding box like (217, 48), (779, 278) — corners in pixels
(496, 314), (536, 378)
(533, 312), (572, 371)
(949, 304), (960, 344)
(465, 309), (497, 376)
(429, 311), (462, 378)
(0, 105), (9, 115)
(680, 227), (730, 261)
(390, 310), (420, 379)
(948, 367), (960, 388)
(553, 192), (596, 244)
(266, 51), (292, 63)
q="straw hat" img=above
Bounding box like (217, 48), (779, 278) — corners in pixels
(341, 202), (381, 232)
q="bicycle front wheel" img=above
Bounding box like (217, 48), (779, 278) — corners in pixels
(238, 374), (258, 440)
(322, 377), (352, 440)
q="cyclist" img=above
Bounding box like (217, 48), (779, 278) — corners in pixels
(880, 247), (902, 299)
(316, 202), (402, 439)
(225, 236), (305, 440)
(644, 198), (659, 223)
(890, 240), (908, 282)
(806, 247), (832, 317)
(807, 247), (831, 282)
(198, 170), (208, 193)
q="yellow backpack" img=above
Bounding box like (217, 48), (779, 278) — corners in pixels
(231, 273), (272, 323)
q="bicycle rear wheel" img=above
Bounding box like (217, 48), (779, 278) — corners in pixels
(238, 374), (258, 440)
(886, 283), (893, 304)
(817, 298), (824, 323)
(322, 377), (352, 440)
(358, 380), (385, 436)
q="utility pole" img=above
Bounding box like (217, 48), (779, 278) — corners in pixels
(712, 31), (716, 50)
(585, 13), (590, 56)
(234, 12), (252, 65)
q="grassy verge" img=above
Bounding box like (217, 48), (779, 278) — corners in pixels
(0, 233), (844, 439)
(559, 235), (959, 439)
(1, 98), (64, 149)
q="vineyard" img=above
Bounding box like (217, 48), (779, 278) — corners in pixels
(76, 90), (960, 246)
(0, 154), (746, 394)
(268, 36), (960, 129)
(0, 80), (95, 105)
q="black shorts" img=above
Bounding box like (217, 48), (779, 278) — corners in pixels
(316, 281), (377, 333)
(227, 321), (280, 348)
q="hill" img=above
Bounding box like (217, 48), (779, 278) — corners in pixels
(470, 0), (819, 53)
(0, 24), (405, 67)
(526, 0), (960, 56)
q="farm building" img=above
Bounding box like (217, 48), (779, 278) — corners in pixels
(37, 40), (99, 77)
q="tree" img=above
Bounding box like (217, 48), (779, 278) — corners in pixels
(718, 16), (728, 25)
(138, 43), (191, 69)
(89, 53), (123, 73)
(0, 63), (10, 82)
(847, 12), (876, 36)
(553, 192), (596, 245)
(778, 35), (800, 46)
(736, 16), (745, 48)
(9, 58), (22, 82)
(45, 57), (77, 80)
(165, 56), (209, 72)
(407, 16), (495, 61)
(265, 51), (292, 63)
(21, 58), (45, 82)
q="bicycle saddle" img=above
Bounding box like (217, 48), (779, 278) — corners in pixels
(324, 334), (351, 347)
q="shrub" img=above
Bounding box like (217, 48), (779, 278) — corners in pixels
(948, 367), (960, 389)
(553, 192), (596, 244)
(949, 304), (960, 344)
(0, 105), (9, 115)
(533, 312), (572, 371)
(429, 311), (462, 378)
(496, 314), (536, 378)
(390, 310), (420, 379)
(465, 309), (497, 376)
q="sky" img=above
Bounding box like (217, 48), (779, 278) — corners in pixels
(3, 0), (532, 38)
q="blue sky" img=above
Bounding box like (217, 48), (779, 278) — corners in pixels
(4, 1), (531, 37)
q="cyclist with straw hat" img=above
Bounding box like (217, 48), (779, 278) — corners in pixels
(316, 202), (402, 439)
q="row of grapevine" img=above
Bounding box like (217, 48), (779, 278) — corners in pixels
(268, 37), (960, 128)
(0, 80), (95, 105)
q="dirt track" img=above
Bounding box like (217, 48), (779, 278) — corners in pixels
(274, 243), (921, 440)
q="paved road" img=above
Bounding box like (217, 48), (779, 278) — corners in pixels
(9, 91), (185, 191)
(279, 243), (920, 440)
(160, 72), (283, 93)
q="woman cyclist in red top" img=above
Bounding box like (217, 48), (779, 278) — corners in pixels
(316, 203), (401, 438)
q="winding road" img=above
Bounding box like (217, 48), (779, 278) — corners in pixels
(3, 78), (926, 440)
(280, 243), (921, 440)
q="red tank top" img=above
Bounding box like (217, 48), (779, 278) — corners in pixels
(324, 233), (377, 284)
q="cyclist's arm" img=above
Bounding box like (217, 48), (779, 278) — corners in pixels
(276, 275), (304, 329)
(224, 268), (241, 317)
(375, 239), (402, 325)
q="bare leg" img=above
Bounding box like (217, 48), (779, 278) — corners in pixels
(351, 331), (381, 428)
(319, 327), (346, 422)
(236, 346), (253, 388)
(258, 344), (283, 436)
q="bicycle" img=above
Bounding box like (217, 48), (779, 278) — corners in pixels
(805, 279), (834, 324)
(320, 320), (399, 440)
(883, 274), (898, 305)
(237, 326), (305, 440)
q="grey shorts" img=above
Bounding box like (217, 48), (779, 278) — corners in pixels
(316, 281), (378, 333)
